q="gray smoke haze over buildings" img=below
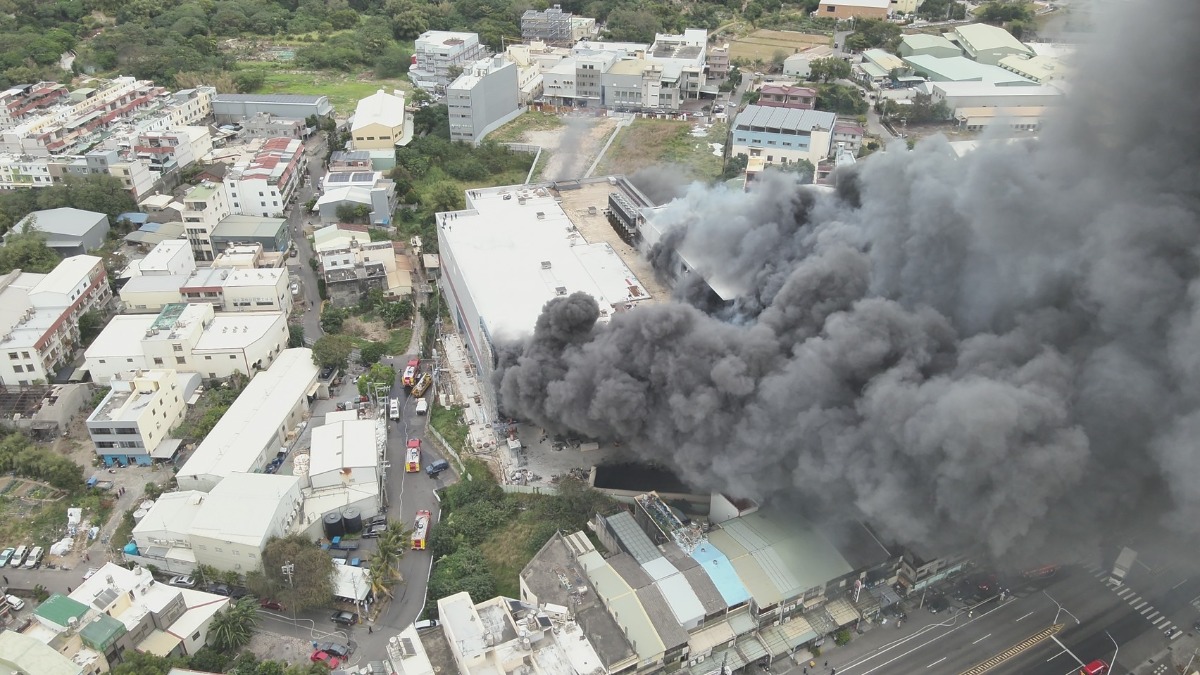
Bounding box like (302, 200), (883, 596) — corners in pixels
(496, 0), (1200, 560)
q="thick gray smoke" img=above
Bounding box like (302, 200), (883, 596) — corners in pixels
(497, 0), (1200, 559)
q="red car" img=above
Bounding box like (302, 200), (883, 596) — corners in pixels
(259, 599), (285, 611)
(311, 650), (342, 668)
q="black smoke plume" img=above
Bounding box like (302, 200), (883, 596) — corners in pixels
(497, 0), (1200, 560)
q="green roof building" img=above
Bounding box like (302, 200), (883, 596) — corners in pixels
(33, 594), (90, 630)
(80, 613), (128, 652)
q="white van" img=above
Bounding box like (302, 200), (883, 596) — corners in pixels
(23, 546), (41, 569)
(389, 398), (400, 420)
(9, 545), (26, 568)
(415, 399), (428, 416)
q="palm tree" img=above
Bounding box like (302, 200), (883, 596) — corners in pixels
(207, 597), (260, 651)
(367, 554), (402, 599)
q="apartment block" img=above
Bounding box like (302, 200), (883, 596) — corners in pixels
(87, 368), (192, 466)
(0, 82), (68, 130)
(320, 239), (411, 306)
(447, 56), (522, 145)
(133, 127), (212, 175)
(181, 182), (231, 261)
(0, 255), (110, 386)
(410, 31), (489, 91)
(224, 137), (307, 217)
(121, 265), (292, 316)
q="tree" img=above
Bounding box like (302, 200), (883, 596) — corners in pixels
(375, 45), (412, 78)
(335, 203), (371, 223)
(233, 69), (266, 93)
(604, 9), (661, 43)
(379, 298), (414, 327)
(357, 363), (396, 395)
(0, 229), (60, 273)
(360, 342), (388, 365)
(208, 598), (260, 651)
(78, 311), (105, 348)
(808, 57), (853, 83)
(312, 334), (354, 369)
(779, 159), (817, 182)
(321, 304), (348, 333)
(254, 534), (336, 612)
(287, 323), (305, 348)
(906, 92), (951, 123)
(978, 1), (1035, 24)
(917, 0), (967, 20)
(429, 183), (463, 212)
(844, 18), (902, 52)
(816, 84), (868, 115)
(110, 650), (188, 674)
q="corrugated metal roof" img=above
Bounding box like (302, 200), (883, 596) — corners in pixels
(214, 93), (328, 104)
(692, 541), (752, 607)
(606, 511), (660, 564)
(655, 572), (706, 627)
(734, 105), (837, 133)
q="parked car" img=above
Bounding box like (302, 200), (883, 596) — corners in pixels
(320, 367), (335, 380)
(310, 650), (342, 669)
(414, 619), (439, 630)
(426, 459), (450, 478)
(362, 524), (388, 539)
(168, 575), (196, 588)
(0, 548), (13, 567)
(206, 583), (232, 596)
(927, 595), (950, 613)
(5, 595), (24, 610)
(316, 641), (351, 659)
(259, 599), (285, 611)
(330, 610), (358, 626)
(82, 567), (99, 582)
(365, 514), (387, 527)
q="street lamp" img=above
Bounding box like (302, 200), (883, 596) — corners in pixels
(282, 561), (297, 625)
(1105, 631), (1119, 671)
(1042, 590), (1080, 625)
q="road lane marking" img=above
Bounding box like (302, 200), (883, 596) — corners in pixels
(1174, 579), (1189, 590)
(1129, 596), (1142, 604)
(972, 634), (992, 644)
(957, 624), (1065, 675)
(1016, 611), (1036, 622)
(844, 602), (1016, 675)
(928, 658), (947, 668)
(1154, 617), (1169, 627)
(1118, 588), (1133, 597)
(1134, 601), (1147, 610)
(1171, 630), (1183, 640)
(1146, 610), (1159, 620)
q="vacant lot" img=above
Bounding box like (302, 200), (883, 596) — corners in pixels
(487, 111), (564, 144)
(236, 62), (411, 115)
(595, 119), (727, 182)
(729, 29), (832, 63)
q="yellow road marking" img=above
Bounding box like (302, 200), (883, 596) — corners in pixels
(958, 624), (1065, 675)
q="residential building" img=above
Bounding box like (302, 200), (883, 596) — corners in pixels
(350, 89), (412, 152)
(410, 31), (489, 91)
(0, 629), (85, 675)
(0, 153), (53, 189)
(156, 87), (216, 129)
(26, 563), (229, 665)
(123, 222), (185, 251)
(210, 214), (289, 253)
(447, 56), (523, 145)
(128, 239), (196, 277)
(437, 185), (651, 414)
(187, 473), (304, 572)
(857, 48), (907, 87)
(0, 78), (165, 157)
(902, 54), (1036, 85)
(998, 54), (1063, 83)
(756, 84), (817, 109)
(181, 182), (231, 261)
(8, 207), (109, 255)
(223, 137), (307, 218)
(320, 239), (412, 307)
(209, 243), (277, 270)
(0, 82), (69, 130)
(439, 591), (614, 675)
(121, 265), (292, 316)
(47, 149), (159, 199)
(83, 302), (289, 384)
(647, 30), (708, 101)
(924, 81), (1064, 112)
(86, 368), (193, 466)
(832, 121), (865, 152)
(133, 127), (213, 175)
(235, 112), (309, 139)
(315, 178), (397, 227)
(730, 105), (838, 168)
(519, 533), (638, 673)
(817, 0), (890, 19)
(954, 106), (1046, 131)
(313, 223), (372, 253)
(890, 0), (921, 13)
(175, 347), (318, 491)
(211, 94), (332, 123)
(0, 255), (110, 386)
(782, 46), (834, 79)
(898, 34), (962, 59)
(708, 43), (731, 79)
(951, 23), (1033, 65)
(327, 150), (372, 171)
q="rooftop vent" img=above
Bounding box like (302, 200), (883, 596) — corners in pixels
(555, 286), (567, 296)
(540, 261), (552, 270)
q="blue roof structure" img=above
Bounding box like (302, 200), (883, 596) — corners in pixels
(691, 540), (751, 607)
(118, 212), (149, 225)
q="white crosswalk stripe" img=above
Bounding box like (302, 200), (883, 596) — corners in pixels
(1134, 601), (1148, 610)
(1154, 617), (1170, 627)
(1171, 630), (1183, 640)
(1118, 588), (1134, 598)
(1146, 610), (1159, 620)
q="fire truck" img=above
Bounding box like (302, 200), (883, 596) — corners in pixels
(405, 439), (421, 473)
(402, 358), (420, 387)
(411, 510), (431, 550)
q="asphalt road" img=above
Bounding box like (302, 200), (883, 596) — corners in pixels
(287, 133), (327, 342)
(828, 565), (1190, 675)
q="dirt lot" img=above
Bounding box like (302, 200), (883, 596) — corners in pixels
(515, 115), (618, 181)
(729, 29), (832, 63)
(343, 316), (391, 342)
(595, 119), (726, 182)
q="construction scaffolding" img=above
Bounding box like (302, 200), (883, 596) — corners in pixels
(521, 6), (574, 43)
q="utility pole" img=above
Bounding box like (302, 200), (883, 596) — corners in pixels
(282, 562), (297, 625)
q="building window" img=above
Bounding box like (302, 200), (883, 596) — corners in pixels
(205, 355), (212, 360)
(172, 344), (183, 352)
(12, 365), (21, 373)
(176, 356), (185, 364)
(230, 355), (236, 359)
(153, 357), (164, 365)
(7, 353), (16, 359)
(20, 351), (29, 358)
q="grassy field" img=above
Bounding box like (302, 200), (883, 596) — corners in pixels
(595, 119), (727, 181)
(429, 402), (470, 451)
(0, 488), (111, 551)
(728, 29), (832, 63)
(236, 62), (412, 115)
(486, 111), (565, 144)
(481, 517), (538, 599)
(348, 328), (412, 355)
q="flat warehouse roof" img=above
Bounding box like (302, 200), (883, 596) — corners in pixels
(439, 185), (651, 343)
(177, 348), (318, 485)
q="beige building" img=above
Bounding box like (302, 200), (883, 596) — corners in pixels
(351, 89), (411, 152)
(86, 368), (191, 467)
(120, 266), (292, 316)
(818, 0), (890, 19)
(181, 182), (231, 261)
(188, 473), (304, 572)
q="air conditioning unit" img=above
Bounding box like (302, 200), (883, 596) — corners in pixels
(772, 620), (780, 627)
